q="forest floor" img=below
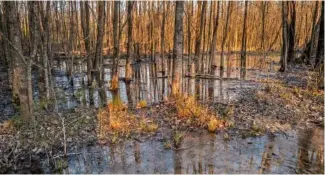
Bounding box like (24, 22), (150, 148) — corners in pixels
(0, 64), (323, 173)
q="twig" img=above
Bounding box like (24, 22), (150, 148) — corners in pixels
(52, 152), (81, 159)
(132, 136), (143, 143)
(59, 114), (67, 156)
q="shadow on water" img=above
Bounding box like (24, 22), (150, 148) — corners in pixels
(40, 128), (323, 174)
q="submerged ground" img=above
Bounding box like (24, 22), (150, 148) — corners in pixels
(0, 55), (323, 173)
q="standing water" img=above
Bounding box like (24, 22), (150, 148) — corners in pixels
(41, 128), (323, 174)
(31, 54), (323, 173)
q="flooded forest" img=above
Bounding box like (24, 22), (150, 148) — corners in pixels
(0, 1), (324, 174)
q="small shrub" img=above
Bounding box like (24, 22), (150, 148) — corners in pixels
(146, 123), (158, 132)
(223, 133), (230, 141)
(173, 131), (184, 147)
(11, 114), (24, 129)
(164, 141), (172, 149)
(280, 92), (291, 101)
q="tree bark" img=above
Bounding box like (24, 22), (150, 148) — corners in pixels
(94, 1), (105, 87)
(125, 1), (134, 81)
(280, 2), (289, 72)
(220, 2), (232, 77)
(38, 1), (51, 100)
(161, 1), (166, 99)
(194, 1), (206, 74)
(240, 1), (248, 79)
(308, 1), (319, 65)
(81, 1), (92, 86)
(210, 1), (220, 75)
(288, 1), (296, 62)
(5, 2), (31, 118)
(315, 1), (324, 70)
(171, 1), (184, 96)
(111, 1), (120, 90)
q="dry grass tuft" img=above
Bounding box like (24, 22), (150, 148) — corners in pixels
(175, 95), (228, 131)
(136, 100), (147, 109)
(208, 118), (223, 132)
(97, 99), (158, 142)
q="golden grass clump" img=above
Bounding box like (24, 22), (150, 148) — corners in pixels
(136, 100), (147, 109)
(176, 96), (204, 118)
(139, 119), (158, 132)
(208, 118), (221, 132)
(175, 95), (228, 131)
(97, 99), (158, 141)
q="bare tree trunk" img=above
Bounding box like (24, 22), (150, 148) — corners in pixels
(206, 1), (214, 74)
(111, 1), (120, 90)
(81, 1), (92, 86)
(240, 1), (248, 79)
(194, 1), (206, 74)
(220, 2), (231, 77)
(28, 1), (38, 114)
(315, 1), (324, 70)
(125, 1), (134, 82)
(210, 1), (220, 75)
(201, 3), (207, 73)
(94, 1), (105, 87)
(187, 2), (193, 75)
(171, 1), (184, 96)
(261, 2), (267, 67)
(308, 1), (319, 65)
(288, 1), (296, 62)
(37, 1), (51, 100)
(5, 2), (31, 118)
(280, 2), (289, 72)
(161, 1), (166, 99)
(0, 5), (9, 72)
(68, 2), (74, 77)
(150, 2), (157, 79)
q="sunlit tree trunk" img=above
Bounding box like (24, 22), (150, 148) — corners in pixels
(194, 1), (206, 74)
(240, 1), (248, 79)
(150, 2), (157, 79)
(161, 1), (166, 99)
(200, 3), (207, 73)
(206, 1), (214, 74)
(111, 1), (120, 90)
(187, 2), (193, 75)
(210, 1), (220, 75)
(125, 1), (134, 82)
(171, 1), (184, 96)
(261, 2), (267, 67)
(220, 2), (231, 77)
